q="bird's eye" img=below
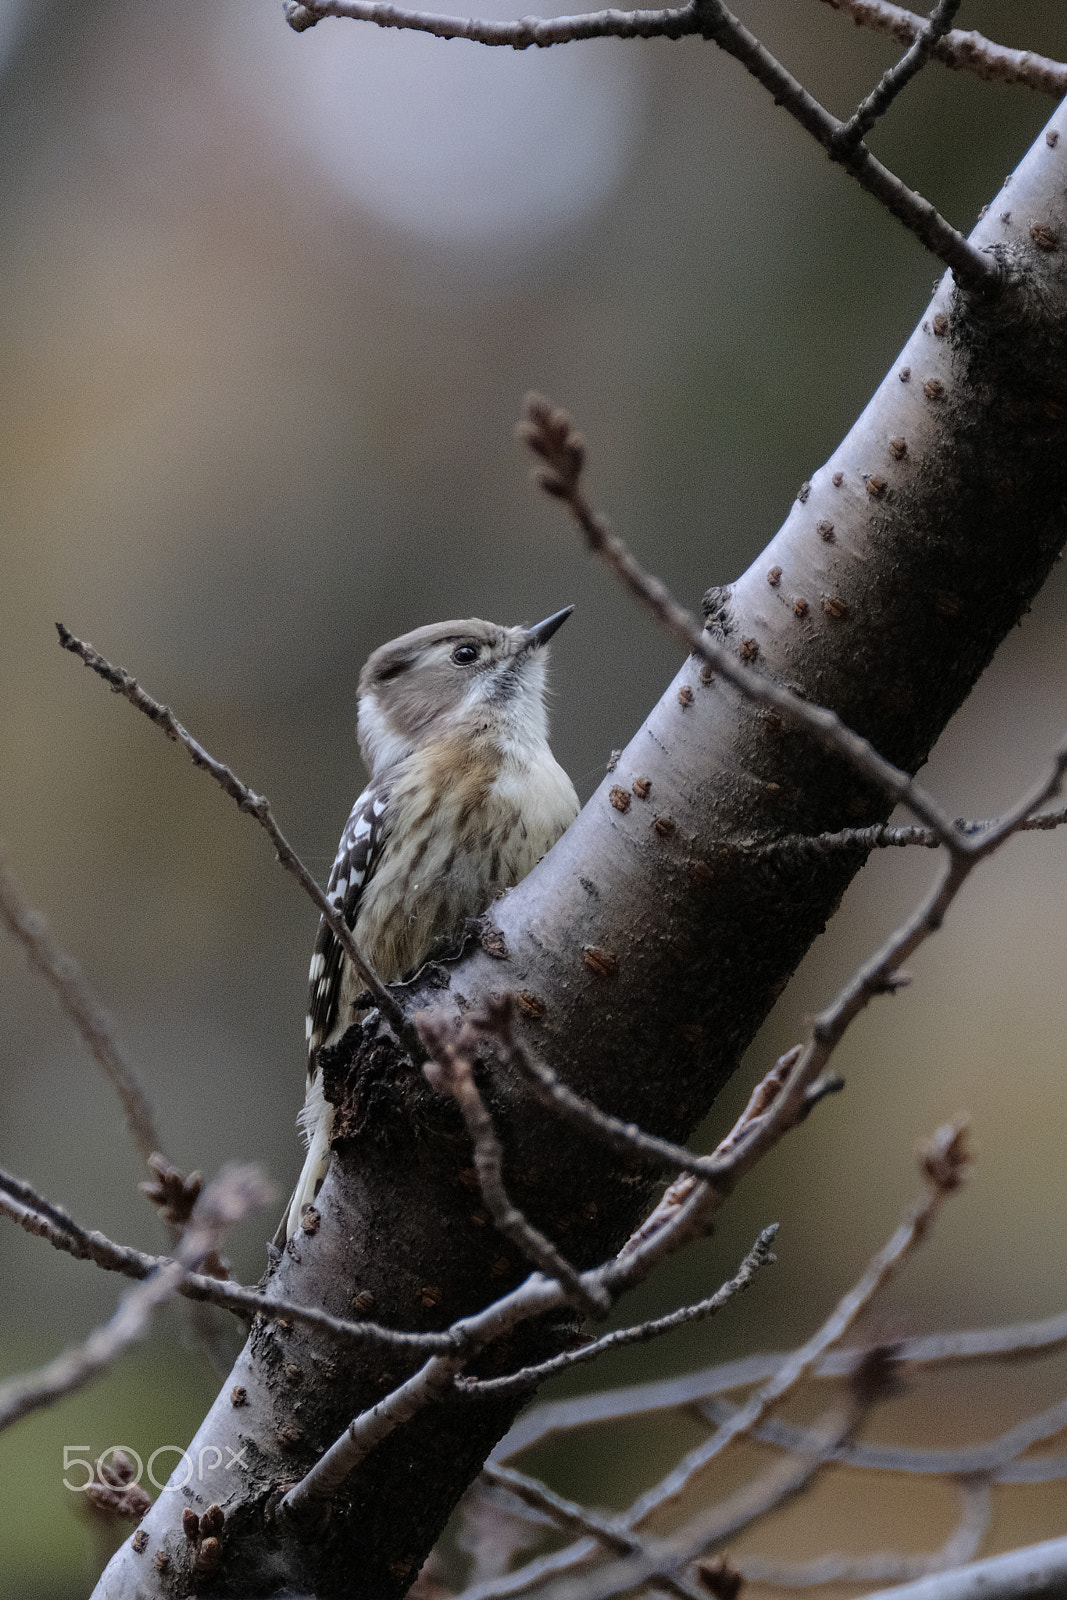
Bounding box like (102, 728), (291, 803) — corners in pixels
(451, 643), (480, 666)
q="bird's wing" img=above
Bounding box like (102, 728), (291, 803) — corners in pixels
(306, 782), (390, 1070)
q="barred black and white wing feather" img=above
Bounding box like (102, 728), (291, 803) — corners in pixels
(305, 782), (390, 1069)
(284, 782), (390, 1238)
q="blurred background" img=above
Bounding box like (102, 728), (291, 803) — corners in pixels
(1, 1), (1066, 1593)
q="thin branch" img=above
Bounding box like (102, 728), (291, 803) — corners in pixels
(419, 1015), (610, 1318)
(287, 0), (700, 44)
(859, 1536), (1067, 1600)
(467, 991), (754, 1184)
(701, 1393), (1067, 1481)
(496, 1302), (1067, 1459)
(832, 0), (963, 157)
(0, 853), (163, 1167)
(648, 0), (1007, 292)
(732, 1475), (992, 1587)
(290, 1), (1002, 293)
(818, 0), (1067, 96)
(454, 1226), (777, 1397)
(474, 1131), (967, 1600)
(0, 1166), (463, 1352)
(56, 624), (423, 1065)
(480, 1465), (709, 1600)
(758, 807), (1067, 860)
(530, 1404), (862, 1600)
(622, 1124), (969, 1529)
(0, 1165), (270, 1434)
(284, 0), (1067, 103)
(0, 1165), (164, 1278)
(806, 735), (1067, 1072)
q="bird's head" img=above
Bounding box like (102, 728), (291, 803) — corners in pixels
(356, 607), (573, 774)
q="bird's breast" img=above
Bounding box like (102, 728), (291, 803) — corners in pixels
(351, 736), (575, 984)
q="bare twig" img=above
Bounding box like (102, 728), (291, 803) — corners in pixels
(287, 0), (1004, 292)
(289, 3), (1002, 292)
(0, 853), (163, 1166)
(276, 1218), (766, 1518)
(0, 1165), (270, 1433)
(624, 1124), (969, 1528)
(758, 807), (1067, 860)
(701, 1392), (1067, 1481)
(528, 1404), (862, 1600)
(0, 1164), (161, 1278)
(639, 0), (1008, 289)
(0, 1166), (464, 1352)
(480, 1465), (709, 1600)
(481, 1472), (996, 1592)
(286, 0), (701, 43)
(419, 1015), (609, 1317)
(496, 1301), (1067, 1460)
(739, 1474), (991, 1585)
(284, 0), (1067, 102)
(454, 1226), (777, 1397)
(832, 0), (963, 157)
(818, 0), (1067, 96)
(858, 1535), (1067, 1600)
(56, 624), (423, 1064)
(472, 1130), (968, 1600)
(274, 1000), (802, 1514)
(805, 736), (1067, 1077)
(462, 992), (749, 1185)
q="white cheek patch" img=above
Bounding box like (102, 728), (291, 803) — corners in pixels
(358, 693), (413, 776)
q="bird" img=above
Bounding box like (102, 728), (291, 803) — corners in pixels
(283, 607), (579, 1239)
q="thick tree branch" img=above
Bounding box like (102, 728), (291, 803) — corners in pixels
(93, 98), (1067, 1600)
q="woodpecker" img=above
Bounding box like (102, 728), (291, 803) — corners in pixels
(284, 607), (579, 1239)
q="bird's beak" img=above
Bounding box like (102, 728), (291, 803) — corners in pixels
(524, 606), (574, 650)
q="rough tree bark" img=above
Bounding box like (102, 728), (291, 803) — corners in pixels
(95, 99), (1067, 1599)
